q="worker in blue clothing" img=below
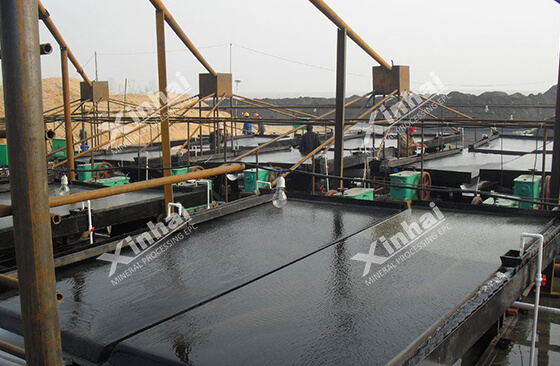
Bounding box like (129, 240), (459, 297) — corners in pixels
(242, 112), (253, 135)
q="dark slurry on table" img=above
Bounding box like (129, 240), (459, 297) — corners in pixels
(0, 200), (399, 363)
(105, 208), (547, 365)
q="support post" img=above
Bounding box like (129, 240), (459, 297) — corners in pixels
(61, 47), (75, 181)
(550, 49), (560, 203)
(334, 28), (347, 189)
(155, 8), (173, 210)
(0, 0), (63, 364)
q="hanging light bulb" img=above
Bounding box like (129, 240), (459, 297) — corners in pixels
(272, 176), (288, 208)
(57, 174), (71, 196)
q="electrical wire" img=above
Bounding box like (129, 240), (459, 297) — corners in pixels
(96, 44), (230, 56)
(232, 43), (369, 78)
(71, 53), (96, 79)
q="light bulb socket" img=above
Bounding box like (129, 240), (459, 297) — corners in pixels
(277, 176), (286, 188)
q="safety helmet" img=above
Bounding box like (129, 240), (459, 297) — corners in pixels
(254, 113), (260, 118)
(243, 112), (250, 117)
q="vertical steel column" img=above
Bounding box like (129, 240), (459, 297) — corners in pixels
(155, 9), (174, 210)
(0, 0), (63, 364)
(334, 28), (347, 189)
(542, 127), (548, 202)
(550, 50), (560, 203)
(61, 47), (75, 181)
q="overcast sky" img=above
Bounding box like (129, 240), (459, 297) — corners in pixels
(8, 0), (560, 97)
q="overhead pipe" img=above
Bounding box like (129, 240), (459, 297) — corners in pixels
(148, 0), (217, 76)
(39, 42), (53, 55)
(0, 164), (244, 217)
(0, 43), (52, 59)
(309, 0), (392, 71)
(49, 163), (244, 208)
(38, 1), (93, 87)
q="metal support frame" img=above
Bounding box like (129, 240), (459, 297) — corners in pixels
(148, 0), (216, 76)
(155, 8), (174, 211)
(308, 0), (391, 71)
(61, 47), (75, 181)
(38, 1), (92, 86)
(334, 28), (347, 189)
(550, 49), (560, 203)
(0, 0), (63, 363)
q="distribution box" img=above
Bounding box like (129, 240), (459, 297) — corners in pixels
(390, 171), (420, 201)
(513, 175), (541, 209)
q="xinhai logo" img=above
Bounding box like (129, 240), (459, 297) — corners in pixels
(351, 203), (450, 284)
(97, 212), (194, 280)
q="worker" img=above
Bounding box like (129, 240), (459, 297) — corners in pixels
(398, 126), (426, 157)
(243, 112), (253, 135)
(209, 125), (226, 152)
(79, 128), (89, 152)
(255, 113), (266, 136)
(298, 125), (321, 156)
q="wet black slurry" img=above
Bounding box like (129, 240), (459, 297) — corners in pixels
(0, 200), (398, 363)
(105, 208), (548, 365)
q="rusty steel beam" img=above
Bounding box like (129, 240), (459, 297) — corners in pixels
(235, 95), (319, 119)
(334, 28), (347, 189)
(49, 164), (244, 208)
(271, 91), (397, 187)
(61, 47), (75, 181)
(0, 0), (63, 364)
(148, 0), (217, 76)
(155, 8), (174, 211)
(0, 164), (244, 217)
(0, 274), (19, 289)
(309, 0), (392, 71)
(138, 96), (204, 154)
(52, 121), (152, 168)
(46, 127), (110, 157)
(38, 1), (92, 87)
(0, 340), (26, 361)
(233, 91), (376, 163)
(233, 125), (307, 162)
